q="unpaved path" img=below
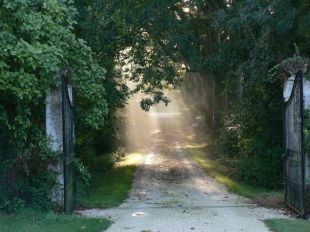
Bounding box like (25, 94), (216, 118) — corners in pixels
(80, 129), (287, 231)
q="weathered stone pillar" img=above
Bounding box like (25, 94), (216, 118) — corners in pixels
(45, 82), (64, 206)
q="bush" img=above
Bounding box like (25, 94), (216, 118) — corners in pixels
(211, 74), (283, 189)
(80, 148), (125, 175)
(0, 128), (58, 212)
(233, 155), (283, 189)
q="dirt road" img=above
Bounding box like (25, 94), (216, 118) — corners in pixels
(80, 109), (287, 232)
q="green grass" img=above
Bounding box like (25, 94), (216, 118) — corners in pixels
(265, 219), (310, 232)
(0, 209), (111, 232)
(187, 146), (282, 199)
(78, 153), (141, 208)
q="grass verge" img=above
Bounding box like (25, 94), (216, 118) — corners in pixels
(264, 218), (310, 232)
(78, 152), (142, 208)
(0, 209), (111, 232)
(186, 144), (282, 200)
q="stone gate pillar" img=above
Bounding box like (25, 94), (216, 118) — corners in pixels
(45, 80), (64, 206)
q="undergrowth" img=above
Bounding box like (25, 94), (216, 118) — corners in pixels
(78, 152), (142, 208)
(187, 144), (282, 199)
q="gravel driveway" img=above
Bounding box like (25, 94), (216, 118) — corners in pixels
(79, 106), (287, 232)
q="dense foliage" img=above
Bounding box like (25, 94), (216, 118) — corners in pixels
(182, 0), (309, 188)
(0, 0), (107, 211)
(210, 0), (310, 188)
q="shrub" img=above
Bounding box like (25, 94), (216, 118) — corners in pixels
(212, 74), (283, 189)
(0, 128), (58, 212)
(233, 154), (283, 189)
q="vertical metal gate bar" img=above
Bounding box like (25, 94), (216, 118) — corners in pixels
(61, 73), (67, 213)
(299, 70), (306, 218)
(283, 86), (287, 205)
(73, 105), (77, 211)
(61, 71), (75, 214)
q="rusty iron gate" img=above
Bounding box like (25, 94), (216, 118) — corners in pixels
(61, 72), (76, 214)
(284, 70), (309, 218)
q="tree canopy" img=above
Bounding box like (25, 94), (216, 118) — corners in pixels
(1, 0), (309, 211)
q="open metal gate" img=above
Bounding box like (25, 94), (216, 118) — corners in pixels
(284, 70), (309, 218)
(61, 72), (76, 214)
